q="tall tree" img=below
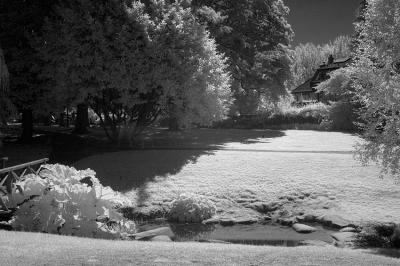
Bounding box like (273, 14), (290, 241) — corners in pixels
(352, 0), (400, 176)
(191, 0), (293, 115)
(37, 0), (230, 142)
(320, 0), (400, 176)
(0, 0), (56, 142)
(0, 46), (9, 126)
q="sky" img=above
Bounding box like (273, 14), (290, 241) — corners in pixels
(284, 0), (362, 46)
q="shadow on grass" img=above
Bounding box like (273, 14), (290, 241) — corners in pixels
(69, 128), (285, 200)
(364, 248), (400, 259)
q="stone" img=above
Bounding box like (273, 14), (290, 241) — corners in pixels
(132, 227), (174, 240)
(149, 235), (173, 242)
(340, 227), (358, 233)
(235, 217), (259, 225)
(317, 214), (353, 229)
(292, 223), (317, 234)
(278, 217), (297, 226)
(331, 232), (356, 247)
(296, 214), (317, 223)
(219, 218), (236, 226)
(202, 217), (220, 225)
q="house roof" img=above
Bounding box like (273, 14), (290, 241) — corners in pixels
(291, 78), (314, 94)
(319, 57), (352, 70)
(291, 57), (352, 95)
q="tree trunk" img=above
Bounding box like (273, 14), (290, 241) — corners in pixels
(168, 101), (180, 131)
(74, 103), (89, 134)
(21, 108), (33, 143)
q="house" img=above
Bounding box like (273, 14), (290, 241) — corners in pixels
(291, 55), (352, 104)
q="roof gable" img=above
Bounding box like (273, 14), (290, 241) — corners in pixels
(291, 78), (314, 94)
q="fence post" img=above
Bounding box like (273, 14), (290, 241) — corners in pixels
(0, 157), (8, 211)
(1, 157), (8, 169)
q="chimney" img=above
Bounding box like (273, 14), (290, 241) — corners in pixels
(327, 55), (334, 65)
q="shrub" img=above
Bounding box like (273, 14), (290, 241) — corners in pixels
(9, 164), (135, 239)
(355, 223), (400, 249)
(168, 193), (216, 223)
(327, 101), (357, 131)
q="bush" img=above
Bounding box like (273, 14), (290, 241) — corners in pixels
(355, 223), (400, 249)
(168, 193), (216, 223)
(327, 101), (357, 131)
(214, 102), (330, 129)
(9, 164), (135, 239)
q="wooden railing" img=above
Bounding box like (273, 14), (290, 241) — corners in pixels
(0, 158), (49, 211)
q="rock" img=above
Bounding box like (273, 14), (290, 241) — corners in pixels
(278, 217), (297, 226)
(132, 227), (174, 240)
(331, 232), (356, 247)
(340, 227), (358, 233)
(235, 217), (259, 225)
(149, 235), (172, 242)
(296, 214), (317, 223)
(317, 214), (353, 229)
(203, 217), (220, 225)
(292, 223), (317, 234)
(298, 240), (331, 247)
(219, 218), (236, 226)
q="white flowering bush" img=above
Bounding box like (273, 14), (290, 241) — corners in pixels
(9, 164), (135, 239)
(168, 193), (216, 223)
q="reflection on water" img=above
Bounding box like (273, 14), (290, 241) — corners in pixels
(137, 221), (336, 247)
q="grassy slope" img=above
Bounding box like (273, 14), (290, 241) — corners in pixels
(74, 130), (400, 224)
(0, 230), (399, 266)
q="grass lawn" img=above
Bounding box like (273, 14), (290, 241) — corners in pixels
(73, 129), (400, 224)
(0, 230), (399, 265)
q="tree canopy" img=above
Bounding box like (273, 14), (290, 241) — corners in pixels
(191, 0), (293, 115)
(36, 0), (231, 142)
(317, 0), (400, 176)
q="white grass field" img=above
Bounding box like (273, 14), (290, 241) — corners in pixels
(74, 130), (400, 224)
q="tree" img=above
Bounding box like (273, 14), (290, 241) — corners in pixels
(0, 0), (56, 142)
(37, 0), (230, 142)
(0, 45), (10, 126)
(191, 0), (293, 115)
(331, 0), (400, 175)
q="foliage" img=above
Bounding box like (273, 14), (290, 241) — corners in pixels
(191, 0), (294, 115)
(0, 0), (55, 114)
(0, 46), (9, 94)
(316, 67), (354, 98)
(355, 223), (400, 248)
(288, 35), (352, 91)
(343, 0), (400, 175)
(0, 45), (12, 126)
(10, 164), (135, 239)
(326, 101), (357, 132)
(168, 193), (216, 223)
(215, 101), (330, 129)
(36, 0), (231, 141)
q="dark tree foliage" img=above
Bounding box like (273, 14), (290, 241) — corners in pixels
(191, 0), (293, 114)
(0, 0), (57, 142)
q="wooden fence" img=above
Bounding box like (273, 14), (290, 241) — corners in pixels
(0, 158), (49, 211)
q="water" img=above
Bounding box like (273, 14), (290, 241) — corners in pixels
(136, 221), (336, 246)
